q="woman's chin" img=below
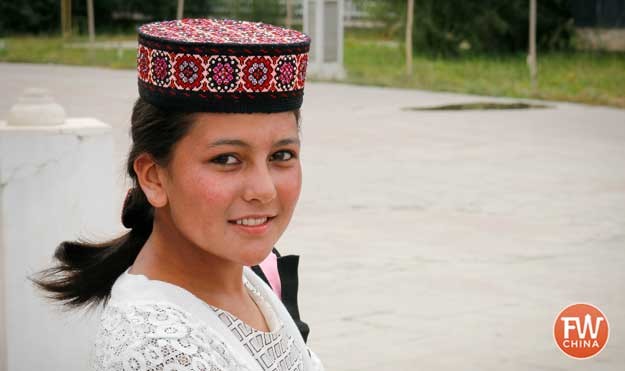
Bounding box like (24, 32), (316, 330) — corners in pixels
(240, 247), (274, 267)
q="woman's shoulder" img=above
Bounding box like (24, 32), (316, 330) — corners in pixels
(92, 300), (245, 371)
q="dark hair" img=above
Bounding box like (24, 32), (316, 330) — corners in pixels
(31, 98), (301, 311)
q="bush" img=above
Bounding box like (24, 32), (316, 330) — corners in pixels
(357, 0), (574, 55)
(0, 0), (284, 36)
(0, 0), (59, 35)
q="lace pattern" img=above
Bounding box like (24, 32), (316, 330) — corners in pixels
(92, 302), (248, 371)
(208, 280), (304, 371)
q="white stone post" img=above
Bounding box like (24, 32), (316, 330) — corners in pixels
(303, 0), (346, 79)
(0, 89), (115, 371)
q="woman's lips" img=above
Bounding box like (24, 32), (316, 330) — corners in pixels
(228, 216), (275, 235)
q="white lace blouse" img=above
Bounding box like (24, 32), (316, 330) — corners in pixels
(91, 267), (324, 371)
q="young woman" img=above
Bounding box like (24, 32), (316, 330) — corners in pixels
(33, 18), (321, 371)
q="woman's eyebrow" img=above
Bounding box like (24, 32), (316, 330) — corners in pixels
(273, 137), (300, 147)
(207, 137), (300, 148)
(207, 139), (250, 148)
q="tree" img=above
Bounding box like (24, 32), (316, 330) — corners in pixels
(405, 0), (414, 75)
(177, 0), (184, 19)
(528, 0), (538, 89)
(286, 0), (293, 28)
(359, 0), (573, 55)
(87, 0), (95, 42)
(61, 0), (72, 38)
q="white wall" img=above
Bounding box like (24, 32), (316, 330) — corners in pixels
(0, 116), (115, 371)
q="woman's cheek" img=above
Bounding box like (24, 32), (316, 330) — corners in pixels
(195, 177), (224, 201)
(186, 164), (227, 199)
(277, 165), (302, 206)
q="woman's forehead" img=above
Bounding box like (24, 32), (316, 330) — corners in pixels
(186, 111), (299, 144)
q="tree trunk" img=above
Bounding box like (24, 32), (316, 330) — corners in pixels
(177, 0), (185, 20)
(405, 0), (414, 75)
(286, 0), (293, 28)
(87, 0), (95, 43)
(528, 0), (537, 90)
(61, 0), (72, 39)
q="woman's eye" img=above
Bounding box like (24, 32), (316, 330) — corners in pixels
(210, 154), (240, 165)
(271, 150), (296, 162)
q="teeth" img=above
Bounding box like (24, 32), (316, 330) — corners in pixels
(235, 217), (268, 226)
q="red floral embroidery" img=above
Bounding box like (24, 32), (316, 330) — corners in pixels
(242, 57), (274, 92)
(150, 50), (172, 87)
(137, 46), (150, 82)
(275, 56), (297, 91)
(207, 56), (240, 92)
(174, 55), (204, 90)
(140, 47), (306, 94)
(296, 54), (308, 90)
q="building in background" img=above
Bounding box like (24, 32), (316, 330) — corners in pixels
(571, 0), (625, 51)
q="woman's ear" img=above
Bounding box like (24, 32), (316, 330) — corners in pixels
(134, 154), (168, 208)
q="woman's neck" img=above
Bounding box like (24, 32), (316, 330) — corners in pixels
(130, 218), (270, 332)
(130, 217), (248, 304)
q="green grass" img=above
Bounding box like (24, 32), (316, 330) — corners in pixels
(0, 35), (137, 69)
(1, 34), (624, 108)
(343, 35), (625, 108)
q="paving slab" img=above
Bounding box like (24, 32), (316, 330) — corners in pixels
(1, 63), (624, 370)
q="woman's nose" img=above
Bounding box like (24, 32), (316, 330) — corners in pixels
(242, 163), (277, 204)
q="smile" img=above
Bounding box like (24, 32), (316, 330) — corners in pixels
(234, 217), (268, 226)
(227, 215), (276, 236)
(228, 215), (276, 226)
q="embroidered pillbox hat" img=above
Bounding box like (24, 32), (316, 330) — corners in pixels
(137, 18), (310, 113)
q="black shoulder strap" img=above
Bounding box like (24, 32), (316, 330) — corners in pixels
(277, 254), (310, 343)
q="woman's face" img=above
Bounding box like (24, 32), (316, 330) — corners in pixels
(160, 111), (301, 266)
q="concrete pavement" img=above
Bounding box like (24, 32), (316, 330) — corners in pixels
(1, 62), (624, 370)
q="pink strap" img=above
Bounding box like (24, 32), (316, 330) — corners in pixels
(259, 252), (282, 299)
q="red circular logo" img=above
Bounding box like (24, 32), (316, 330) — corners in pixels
(553, 303), (609, 359)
